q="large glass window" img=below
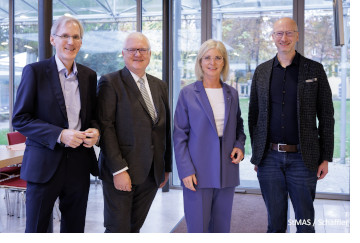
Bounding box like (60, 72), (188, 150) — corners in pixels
(142, 0), (163, 79)
(172, 0), (202, 186)
(0, 0), (9, 144)
(54, 0), (137, 77)
(14, 0), (38, 95)
(212, 0), (293, 189)
(0, 0), (38, 144)
(304, 0), (350, 194)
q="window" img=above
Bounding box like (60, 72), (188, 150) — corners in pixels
(212, 0), (292, 189)
(172, 0), (202, 186)
(0, 0), (9, 144)
(304, 0), (350, 194)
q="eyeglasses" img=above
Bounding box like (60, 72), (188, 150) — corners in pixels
(54, 34), (82, 41)
(123, 48), (150, 55)
(273, 31), (298, 38)
(202, 56), (223, 64)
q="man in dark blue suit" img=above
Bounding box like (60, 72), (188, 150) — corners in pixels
(12, 16), (99, 233)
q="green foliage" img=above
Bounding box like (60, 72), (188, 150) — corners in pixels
(0, 128), (9, 145)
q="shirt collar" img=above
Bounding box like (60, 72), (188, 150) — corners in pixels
(273, 51), (300, 68)
(54, 54), (78, 76)
(129, 70), (147, 84)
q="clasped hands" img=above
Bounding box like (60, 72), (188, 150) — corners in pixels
(60, 128), (99, 148)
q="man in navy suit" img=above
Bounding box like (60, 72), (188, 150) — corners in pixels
(12, 16), (99, 233)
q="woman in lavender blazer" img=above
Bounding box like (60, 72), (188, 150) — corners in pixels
(173, 39), (246, 233)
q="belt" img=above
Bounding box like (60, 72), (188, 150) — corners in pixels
(270, 143), (299, 153)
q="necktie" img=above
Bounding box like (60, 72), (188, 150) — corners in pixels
(138, 78), (156, 123)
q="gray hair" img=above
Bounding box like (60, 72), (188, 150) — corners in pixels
(51, 15), (84, 39)
(123, 32), (151, 49)
(195, 39), (229, 81)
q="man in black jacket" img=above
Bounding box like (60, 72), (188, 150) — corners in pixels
(248, 17), (334, 233)
(97, 32), (172, 233)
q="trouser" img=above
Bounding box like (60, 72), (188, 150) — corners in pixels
(102, 166), (158, 233)
(257, 150), (318, 233)
(25, 148), (90, 233)
(183, 186), (235, 233)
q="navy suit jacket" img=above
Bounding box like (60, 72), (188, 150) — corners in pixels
(173, 81), (246, 188)
(12, 56), (99, 183)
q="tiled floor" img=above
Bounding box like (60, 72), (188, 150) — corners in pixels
(0, 183), (350, 233)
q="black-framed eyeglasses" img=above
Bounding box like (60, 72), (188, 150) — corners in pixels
(123, 48), (150, 55)
(53, 34), (82, 41)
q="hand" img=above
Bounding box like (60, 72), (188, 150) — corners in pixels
(254, 165), (258, 172)
(230, 147), (244, 164)
(113, 171), (132, 191)
(60, 129), (86, 148)
(182, 174), (197, 191)
(83, 128), (100, 148)
(159, 172), (170, 188)
(317, 160), (328, 180)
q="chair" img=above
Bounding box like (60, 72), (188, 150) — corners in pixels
(7, 132), (26, 145)
(0, 132), (27, 217)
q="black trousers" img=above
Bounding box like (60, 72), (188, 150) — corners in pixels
(102, 166), (158, 233)
(25, 148), (90, 233)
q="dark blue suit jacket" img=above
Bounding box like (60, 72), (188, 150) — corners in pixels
(173, 81), (246, 188)
(12, 56), (99, 183)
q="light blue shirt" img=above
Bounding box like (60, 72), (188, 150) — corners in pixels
(55, 55), (81, 143)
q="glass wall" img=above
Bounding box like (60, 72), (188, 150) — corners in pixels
(172, 0), (202, 186)
(54, 0), (137, 77)
(304, 0), (350, 194)
(212, 0), (293, 189)
(142, 0), (163, 80)
(0, 0), (9, 144)
(0, 0), (38, 144)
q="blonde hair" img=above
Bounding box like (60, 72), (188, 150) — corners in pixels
(195, 39), (229, 81)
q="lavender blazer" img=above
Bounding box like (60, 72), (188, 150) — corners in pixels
(173, 81), (246, 188)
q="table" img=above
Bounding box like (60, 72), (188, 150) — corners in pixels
(0, 145), (24, 168)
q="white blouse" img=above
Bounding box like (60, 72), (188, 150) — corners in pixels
(205, 88), (225, 137)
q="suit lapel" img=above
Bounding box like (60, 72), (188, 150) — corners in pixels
(121, 67), (154, 120)
(297, 54), (307, 114)
(147, 75), (161, 120)
(194, 81), (217, 134)
(263, 58), (275, 111)
(47, 56), (67, 121)
(222, 83), (232, 133)
(77, 64), (87, 129)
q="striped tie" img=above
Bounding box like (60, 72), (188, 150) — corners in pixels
(138, 78), (156, 123)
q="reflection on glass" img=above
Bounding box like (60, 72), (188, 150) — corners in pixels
(63, 0), (137, 76)
(0, 0), (10, 144)
(212, 0), (292, 189)
(305, 0), (350, 194)
(14, 0), (38, 99)
(142, 0), (163, 80)
(172, 0), (201, 186)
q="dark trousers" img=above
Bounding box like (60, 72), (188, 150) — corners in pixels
(102, 168), (158, 233)
(257, 150), (318, 233)
(25, 148), (90, 233)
